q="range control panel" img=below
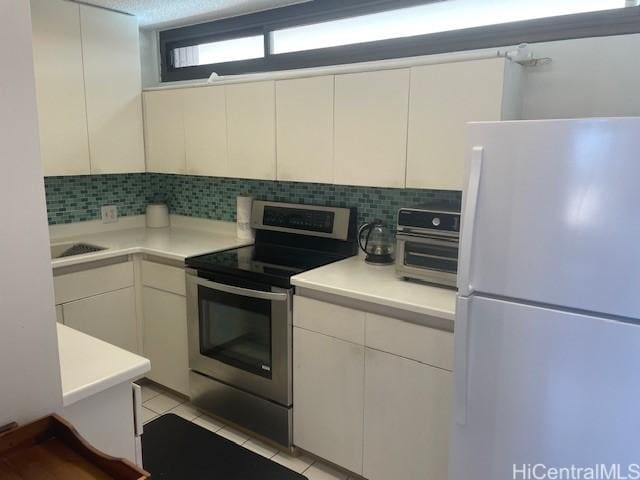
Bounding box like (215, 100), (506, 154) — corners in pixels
(398, 207), (461, 235)
(263, 206), (335, 234)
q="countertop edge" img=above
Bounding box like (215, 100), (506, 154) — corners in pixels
(62, 359), (150, 407)
(291, 277), (456, 321)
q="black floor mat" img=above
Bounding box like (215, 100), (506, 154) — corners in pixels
(142, 414), (307, 479)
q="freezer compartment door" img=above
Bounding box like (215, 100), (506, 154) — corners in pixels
(459, 117), (640, 318)
(450, 295), (640, 480)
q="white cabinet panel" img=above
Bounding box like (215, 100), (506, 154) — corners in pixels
(226, 81), (276, 180)
(334, 69), (409, 187)
(293, 295), (365, 344)
(365, 313), (454, 370)
(55, 305), (64, 324)
(142, 287), (189, 396)
(141, 260), (186, 296)
(364, 348), (452, 480)
(62, 287), (138, 353)
(31, 0), (90, 176)
(183, 86), (228, 177)
(143, 90), (186, 174)
(53, 261), (134, 305)
(407, 58), (518, 190)
(293, 327), (364, 474)
(276, 76), (334, 183)
(80, 5), (145, 174)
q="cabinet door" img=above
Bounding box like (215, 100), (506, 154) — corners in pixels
(183, 86), (228, 177)
(80, 5), (145, 174)
(364, 348), (452, 480)
(62, 287), (138, 353)
(143, 90), (186, 174)
(31, 0), (90, 176)
(276, 76), (334, 183)
(334, 69), (409, 187)
(293, 327), (364, 474)
(142, 287), (189, 396)
(226, 81), (276, 180)
(407, 58), (507, 190)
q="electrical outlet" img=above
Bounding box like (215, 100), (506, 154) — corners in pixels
(101, 205), (118, 223)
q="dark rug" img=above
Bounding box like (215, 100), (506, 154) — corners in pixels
(142, 414), (307, 479)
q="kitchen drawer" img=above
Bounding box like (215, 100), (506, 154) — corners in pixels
(293, 296), (365, 345)
(141, 260), (186, 296)
(365, 313), (454, 371)
(54, 260), (134, 305)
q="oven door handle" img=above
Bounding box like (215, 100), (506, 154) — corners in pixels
(195, 277), (289, 302)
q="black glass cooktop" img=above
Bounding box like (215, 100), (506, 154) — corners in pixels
(186, 243), (354, 289)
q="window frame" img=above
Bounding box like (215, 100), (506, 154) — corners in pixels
(159, 1), (640, 83)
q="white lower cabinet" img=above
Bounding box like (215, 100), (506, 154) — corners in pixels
(363, 348), (452, 480)
(62, 287), (137, 353)
(293, 294), (453, 479)
(293, 327), (365, 475)
(142, 286), (189, 396)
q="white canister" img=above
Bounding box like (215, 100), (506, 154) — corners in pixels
(146, 203), (170, 228)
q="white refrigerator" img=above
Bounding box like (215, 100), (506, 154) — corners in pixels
(450, 117), (640, 480)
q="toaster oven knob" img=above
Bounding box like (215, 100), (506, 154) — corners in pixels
(432, 217), (441, 227)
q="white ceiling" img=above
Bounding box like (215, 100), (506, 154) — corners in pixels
(81, 0), (309, 29)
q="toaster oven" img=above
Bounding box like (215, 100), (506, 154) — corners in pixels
(396, 206), (460, 288)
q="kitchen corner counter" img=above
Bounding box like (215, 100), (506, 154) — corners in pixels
(291, 255), (457, 323)
(50, 216), (253, 268)
(58, 324), (150, 407)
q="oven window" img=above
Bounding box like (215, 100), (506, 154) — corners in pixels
(405, 241), (458, 274)
(198, 285), (272, 378)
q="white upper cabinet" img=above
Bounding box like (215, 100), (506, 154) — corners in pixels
(276, 76), (334, 183)
(406, 58), (522, 190)
(143, 89), (186, 174)
(80, 5), (145, 174)
(226, 81), (276, 180)
(183, 86), (228, 177)
(31, 0), (145, 176)
(334, 69), (410, 188)
(31, 0), (90, 176)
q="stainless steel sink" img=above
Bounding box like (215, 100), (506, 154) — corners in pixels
(50, 242), (106, 259)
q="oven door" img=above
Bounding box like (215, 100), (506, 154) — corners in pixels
(186, 271), (292, 406)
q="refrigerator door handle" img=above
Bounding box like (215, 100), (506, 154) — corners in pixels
(454, 297), (470, 426)
(458, 146), (483, 296)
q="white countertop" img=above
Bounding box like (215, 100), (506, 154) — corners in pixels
(50, 216), (252, 268)
(292, 255), (457, 321)
(58, 324), (150, 407)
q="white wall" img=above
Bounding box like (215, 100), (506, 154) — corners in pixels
(0, 0), (63, 426)
(140, 31), (640, 120)
(522, 34), (640, 119)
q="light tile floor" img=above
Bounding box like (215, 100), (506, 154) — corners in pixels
(138, 382), (357, 480)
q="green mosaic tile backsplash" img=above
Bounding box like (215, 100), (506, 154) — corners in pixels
(44, 173), (462, 227)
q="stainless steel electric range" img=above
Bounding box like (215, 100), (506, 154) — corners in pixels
(184, 201), (358, 447)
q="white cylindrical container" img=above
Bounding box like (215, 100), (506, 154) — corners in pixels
(236, 196), (254, 240)
(146, 203), (170, 228)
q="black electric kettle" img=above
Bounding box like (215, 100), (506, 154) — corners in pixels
(358, 220), (395, 265)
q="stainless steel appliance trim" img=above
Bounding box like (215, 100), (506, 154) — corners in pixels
(186, 270), (293, 406)
(190, 370), (292, 447)
(408, 251), (458, 261)
(396, 233), (460, 247)
(251, 200), (351, 240)
(397, 226), (460, 238)
(195, 276), (289, 302)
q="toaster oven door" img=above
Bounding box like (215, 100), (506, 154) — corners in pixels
(397, 234), (459, 286)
